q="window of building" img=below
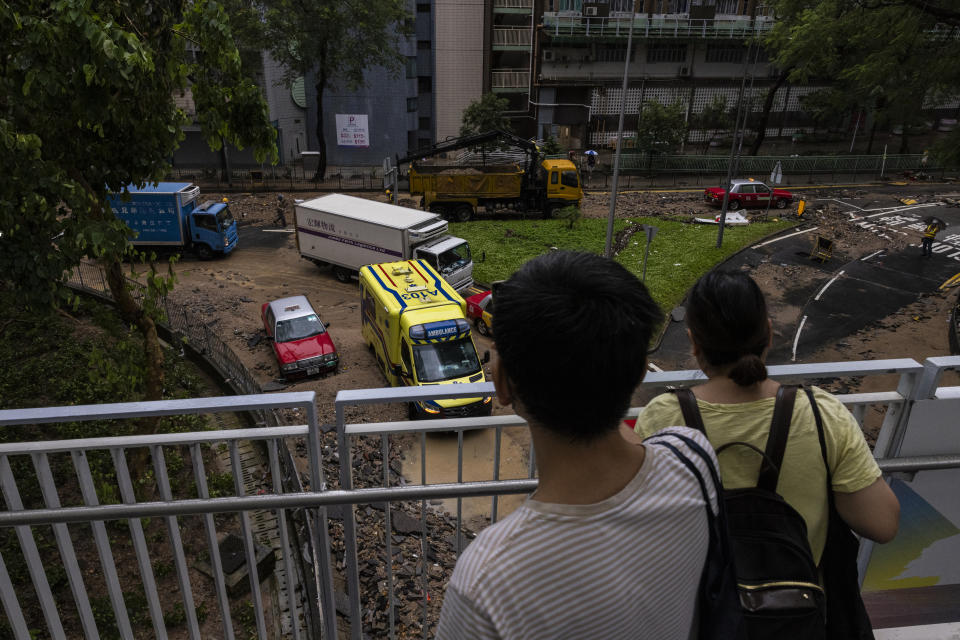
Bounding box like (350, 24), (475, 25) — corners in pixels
(418, 76), (432, 93)
(646, 44), (687, 63)
(596, 46), (631, 63)
(419, 117), (431, 130)
(705, 44), (745, 64)
(417, 40), (431, 50)
(417, 3), (430, 12)
(406, 57), (417, 78)
(407, 97), (418, 112)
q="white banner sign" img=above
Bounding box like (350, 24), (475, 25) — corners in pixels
(336, 114), (369, 148)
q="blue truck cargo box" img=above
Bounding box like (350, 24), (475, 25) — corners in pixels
(108, 183), (200, 246)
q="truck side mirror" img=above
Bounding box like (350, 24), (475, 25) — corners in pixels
(481, 350), (490, 364)
(323, 321), (331, 329)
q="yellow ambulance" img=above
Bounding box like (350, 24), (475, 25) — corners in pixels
(360, 260), (493, 419)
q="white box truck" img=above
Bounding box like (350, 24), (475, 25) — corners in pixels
(294, 194), (474, 292)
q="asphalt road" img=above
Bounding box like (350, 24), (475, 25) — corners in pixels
(655, 191), (960, 367)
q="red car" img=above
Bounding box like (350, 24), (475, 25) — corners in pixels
(261, 295), (339, 379)
(465, 290), (493, 337)
(704, 179), (793, 211)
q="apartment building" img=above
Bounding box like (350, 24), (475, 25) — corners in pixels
(535, 0), (833, 150)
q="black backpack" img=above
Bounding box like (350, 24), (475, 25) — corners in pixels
(673, 385), (827, 639)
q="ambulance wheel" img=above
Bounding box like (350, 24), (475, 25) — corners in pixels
(333, 266), (352, 283)
(195, 244), (213, 260)
(775, 198), (789, 209)
(474, 317), (490, 337)
(727, 199), (740, 211)
(452, 205), (472, 222)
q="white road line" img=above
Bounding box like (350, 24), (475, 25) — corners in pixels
(647, 362), (663, 372)
(814, 271), (845, 301)
(752, 226), (819, 248)
(821, 198), (865, 211)
(792, 315), (808, 362)
(263, 228), (295, 233)
(861, 250), (884, 261)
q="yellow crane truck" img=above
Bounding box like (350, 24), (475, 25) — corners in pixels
(399, 130), (582, 222)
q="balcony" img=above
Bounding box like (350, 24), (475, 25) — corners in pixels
(542, 14), (773, 42)
(493, 0), (533, 14)
(492, 69), (531, 91)
(492, 26), (532, 50)
(2, 357), (960, 638)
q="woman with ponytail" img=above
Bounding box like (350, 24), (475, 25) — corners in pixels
(634, 270), (899, 561)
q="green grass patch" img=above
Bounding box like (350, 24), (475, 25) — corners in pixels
(451, 216), (797, 312)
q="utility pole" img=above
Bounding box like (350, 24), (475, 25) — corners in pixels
(604, 0), (640, 258)
(716, 41), (756, 248)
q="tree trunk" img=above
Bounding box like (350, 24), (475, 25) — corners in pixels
(314, 73), (328, 181)
(104, 259), (165, 406)
(866, 117), (877, 154)
(899, 127), (910, 154)
(749, 69), (790, 156)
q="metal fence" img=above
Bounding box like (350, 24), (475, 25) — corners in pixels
(2, 357), (960, 639)
(62, 262), (326, 637)
(165, 165), (386, 193)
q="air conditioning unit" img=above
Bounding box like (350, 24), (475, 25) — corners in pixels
(544, 50), (555, 62)
(679, 66), (690, 76)
(584, 6), (598, 16)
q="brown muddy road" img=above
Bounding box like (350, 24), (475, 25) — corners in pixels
(167, 187), (960, 521)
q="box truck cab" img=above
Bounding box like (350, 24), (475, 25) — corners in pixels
(108, 182), (238, 259)
(360, 260), (492, 419)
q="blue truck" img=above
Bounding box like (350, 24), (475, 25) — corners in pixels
(108, 182), (239, 259)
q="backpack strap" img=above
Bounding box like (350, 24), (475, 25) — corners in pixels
(803, 386), (835, 503)
(757, 384), (798, 492)
(674, 388), (706, 433)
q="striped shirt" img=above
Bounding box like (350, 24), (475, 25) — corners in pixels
(435, 427), (717, 640)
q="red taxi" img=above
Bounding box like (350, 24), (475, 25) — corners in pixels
(465, 290), (493, 337)
(262, 295), (339, 379)
(704, 179), (793, 211)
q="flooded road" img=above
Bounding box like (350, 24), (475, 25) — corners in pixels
(399, 424), (533, 528)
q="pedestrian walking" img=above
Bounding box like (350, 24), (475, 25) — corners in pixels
(274, 193), (287, 227)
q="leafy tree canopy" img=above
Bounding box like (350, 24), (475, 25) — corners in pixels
(0, 0), (276, 404)
(459, 93), (513, 138)
(634, 101), (688, 154)
(261, 0), (412, 178)
(766, 0), (960, 155)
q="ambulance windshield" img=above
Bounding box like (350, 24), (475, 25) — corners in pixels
(412, 338), (481, 382)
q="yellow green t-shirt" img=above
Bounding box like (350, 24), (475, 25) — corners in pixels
(634, 385), (881, 562)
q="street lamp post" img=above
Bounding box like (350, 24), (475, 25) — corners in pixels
(604, 0), (640, 259)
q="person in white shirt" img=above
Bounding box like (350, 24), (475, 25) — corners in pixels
(436, 250), (718, 640)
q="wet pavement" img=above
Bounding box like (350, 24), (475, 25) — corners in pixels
(652, 193), (960, 369)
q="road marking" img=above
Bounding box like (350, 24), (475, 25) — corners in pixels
(648, 362), (663, 372)
(263, 228), (295, 233)
(820, 198), (865, 211)
(861, 250), (885, 261)
(752, 226), (819, 248)
(814, 270), (845, 301)
(792, 315), (808, 362)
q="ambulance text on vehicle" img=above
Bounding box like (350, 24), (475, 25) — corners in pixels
(359, 260), (492, 419)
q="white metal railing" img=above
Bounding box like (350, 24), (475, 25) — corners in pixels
(492, 26), (532, 46)
(493, 0), (533, 9)
(542, 14), (772, 39)
(2, 357), (959, 639)
(492, 69), (530, 88)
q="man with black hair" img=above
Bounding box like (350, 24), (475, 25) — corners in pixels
(436, 250), (719, 640)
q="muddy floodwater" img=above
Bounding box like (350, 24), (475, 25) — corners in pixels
(400, 424), (533, 528)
